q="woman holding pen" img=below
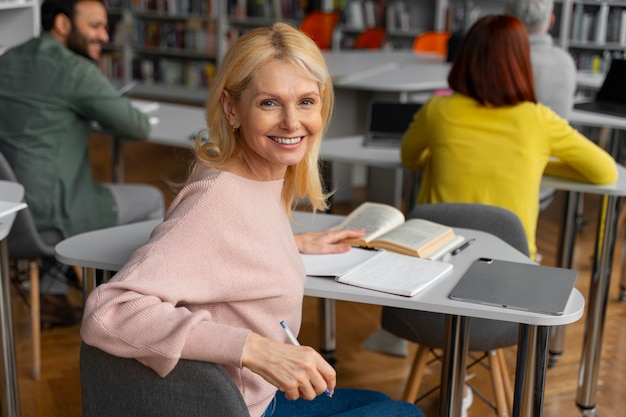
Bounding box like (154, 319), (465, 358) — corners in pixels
(80, 23), (423, 417)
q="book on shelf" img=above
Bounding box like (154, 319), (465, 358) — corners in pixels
(301, 247), (453, 297)
(331, 202), (460, 259)
(595, 3), (609, 44)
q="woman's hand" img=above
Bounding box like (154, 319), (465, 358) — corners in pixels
(294, 229), (365, 254)
(241, 333), (336, 400)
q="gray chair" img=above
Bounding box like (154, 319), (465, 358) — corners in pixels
(80, 343), (250, 417)
(0, 152), (66, 380)
(381, 203), (530, 417)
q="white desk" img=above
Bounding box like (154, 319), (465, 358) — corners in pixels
(109, 100), (204, 181)
(319, 136), (626, 416)
(0, 181), (26, 417)
(324, 50), (451, 98)
(55, 211), (584, 417)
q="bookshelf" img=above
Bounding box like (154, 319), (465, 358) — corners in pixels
(334, 0), (449, 50)
(95, 0), (624, 100)
(0, 0), (40, 56)
(443, 0), (626, 73)
(556, 0), (626, 72)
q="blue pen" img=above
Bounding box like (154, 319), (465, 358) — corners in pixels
(280, 320), (333, 398)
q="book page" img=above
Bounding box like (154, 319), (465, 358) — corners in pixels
(373, 218), (453, 251)
(332, 202), (405, 243)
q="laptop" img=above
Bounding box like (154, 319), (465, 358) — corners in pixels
(574, 58), (626, 117)
(363, 100), (422, 148)
(449, 258), (578, 316)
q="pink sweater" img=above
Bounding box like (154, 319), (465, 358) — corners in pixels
(81, 166), (305, 417)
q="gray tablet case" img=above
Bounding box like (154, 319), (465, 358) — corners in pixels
(449, 258), (578, 316)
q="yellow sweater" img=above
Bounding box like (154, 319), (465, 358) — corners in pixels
(402, 93), (617, 258)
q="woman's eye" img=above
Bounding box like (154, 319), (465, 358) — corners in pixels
(301, 98), (315, 106)
(260, 100), (275, 107)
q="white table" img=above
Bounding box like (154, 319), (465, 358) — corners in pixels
(318, 136), (626, 416)
(541, 163), (626, 415)
(55, 211), (584, 417)
(0, 181), (26, 417)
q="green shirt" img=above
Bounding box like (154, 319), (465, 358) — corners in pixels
(0, 33), (150, 237)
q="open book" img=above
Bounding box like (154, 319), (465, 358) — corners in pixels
(332, 202), (458, 259)
(301, 248), (453, 297)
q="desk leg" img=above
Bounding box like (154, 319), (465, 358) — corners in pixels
(82, 267), (96, 306)
(513, 325), (549, 417)
(576, 194), (620, 415)
(438, 315), (469, 417)
(319, 299), (337, 364)
(0, 240), (21, 417)
(533, 326), (549, 417)
(549, 191), (580, 367)
(111, 139), (124, 183)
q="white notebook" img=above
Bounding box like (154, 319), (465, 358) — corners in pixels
(301, 248), (453, 297)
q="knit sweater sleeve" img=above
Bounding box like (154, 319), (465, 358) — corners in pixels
(80, 168), (305, 381)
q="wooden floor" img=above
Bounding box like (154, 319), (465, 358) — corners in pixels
(10, 135), (626, 416)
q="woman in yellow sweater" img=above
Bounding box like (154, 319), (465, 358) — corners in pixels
(401, 14), (617, 259)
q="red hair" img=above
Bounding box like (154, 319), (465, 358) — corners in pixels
(448, 15), (537, 107)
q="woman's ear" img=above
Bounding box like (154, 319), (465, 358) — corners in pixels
(221, 91), (240, 129)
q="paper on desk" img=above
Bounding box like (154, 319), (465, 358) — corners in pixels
(302, 249), (453, 297)
(0, 201), (27, 218)
(301, 247), (384, 277)
(131, 101), (160, 113)
(426, 235), (465, 261)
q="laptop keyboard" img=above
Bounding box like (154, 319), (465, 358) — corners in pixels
(574, 101), (626, 117)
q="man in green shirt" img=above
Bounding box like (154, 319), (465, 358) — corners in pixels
(0, 0), (164, 327)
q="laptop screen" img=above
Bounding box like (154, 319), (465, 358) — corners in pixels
(364, 101), (422, 147)
(596, 58), (626, 102)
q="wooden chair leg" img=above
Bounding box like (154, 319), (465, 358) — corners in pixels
(72, 265), (83, 289)
(30, 260), (41, 380)
(403, 345), (430, 403)
(488, 350), (510, 417)
(497, 349), (514, 411)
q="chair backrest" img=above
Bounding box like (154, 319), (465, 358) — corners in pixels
(0, 151), (57, 258)
(408, 202), (530, 256)
(300, 11), (340, 50)
(80, 343), (250, 417)
(382, 202), (529, 352)
(354, 27), (386, 49)
(412, 31), (451, 56)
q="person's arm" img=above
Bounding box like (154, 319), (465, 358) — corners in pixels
(68, 62), (150, 141)
(401, 100), (431, 170)
(294, 228), (365, 254)
(241, 332), (336, 400)
(541, 106), (617, 184)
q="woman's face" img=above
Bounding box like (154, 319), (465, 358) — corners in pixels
(223, 60), (323, 180)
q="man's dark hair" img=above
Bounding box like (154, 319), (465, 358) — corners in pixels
(41, 0), (105, 32)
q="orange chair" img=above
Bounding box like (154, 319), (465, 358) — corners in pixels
(300, 11), (340, 50)
(412, 31), (451, 56)
(354, 27), (386, 49)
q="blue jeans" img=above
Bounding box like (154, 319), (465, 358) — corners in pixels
(261, 389), (425, 417)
